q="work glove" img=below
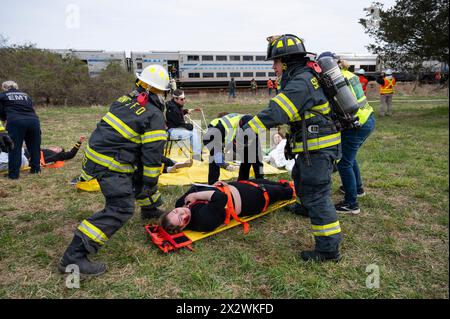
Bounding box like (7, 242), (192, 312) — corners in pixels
(0, 131), (14, 152)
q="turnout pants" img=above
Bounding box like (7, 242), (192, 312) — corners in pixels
(292, 147), (342, 253)
(75, 171), (135, 253)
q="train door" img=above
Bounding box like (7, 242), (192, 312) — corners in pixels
(168, 60), (179, 79)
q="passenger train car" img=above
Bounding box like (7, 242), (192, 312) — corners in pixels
(52, 49), (379, 86)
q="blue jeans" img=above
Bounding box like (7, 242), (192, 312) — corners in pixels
(168, 127), (202, 157)
(228, 89), (236, 98)
(7, 118), (41, 179)
(337, 114), (375, 205)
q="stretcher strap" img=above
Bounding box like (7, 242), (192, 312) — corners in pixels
(216, 184), (249, 234)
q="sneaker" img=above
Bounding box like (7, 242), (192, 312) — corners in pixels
(339, 186), (366, 197)
(300, 250), (341, 262)
(69, 176), (81, 185)
(335, 201), (360, 215)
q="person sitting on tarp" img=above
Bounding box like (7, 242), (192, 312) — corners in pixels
(263, 131), (295, 173)
(159, 179), (294, 233)
(34, 136), (86, 167)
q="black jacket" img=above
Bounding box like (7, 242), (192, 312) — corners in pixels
(0, 89), (39, 123)
(166, 99), (193, 130)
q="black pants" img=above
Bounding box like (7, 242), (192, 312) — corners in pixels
(7, 119), (41, 179)
(204, 123), (264, 184)
(248, 178), (293, 205)
(236, 140), (264, 181)
(239, 178), (293, 217)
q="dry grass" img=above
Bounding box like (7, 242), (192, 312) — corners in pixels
(0, 94), (448, 299)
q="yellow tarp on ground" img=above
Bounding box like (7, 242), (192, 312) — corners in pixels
(183, 199), (295, 242)
(158, 159), (286, 186)
(76, 151), (286, 190)
(0, 166), (30, 174)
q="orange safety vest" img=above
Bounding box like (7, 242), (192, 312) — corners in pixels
(267, 80), (274, 89)
(380, 77), (396, 94)
(215, 184), (250, 234)
(40, 151), (65, 168)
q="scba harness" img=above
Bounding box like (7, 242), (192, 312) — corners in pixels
(306, 60), (362, 131)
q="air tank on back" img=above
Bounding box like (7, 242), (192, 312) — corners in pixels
(317, 56), (359, 116)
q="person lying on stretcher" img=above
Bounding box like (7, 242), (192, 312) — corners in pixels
(159, 179), (295, 233)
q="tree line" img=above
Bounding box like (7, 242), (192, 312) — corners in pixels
(0, 38), (134, 106)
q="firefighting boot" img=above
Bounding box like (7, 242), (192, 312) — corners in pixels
(300, 250), (341, 262)
(58, 236), (106, 277)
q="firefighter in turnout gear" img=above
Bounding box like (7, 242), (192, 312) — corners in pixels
(242, 34), (342, 262)
(59, 64), (170, 276)
(0, 121), (14, 152)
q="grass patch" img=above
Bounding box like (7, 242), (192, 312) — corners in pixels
(0, 96), (448, 298)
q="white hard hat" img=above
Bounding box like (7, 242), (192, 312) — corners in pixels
(356, 69), (366, 75)
(136, 64), (170, 91)
(385, 69), (393, 75)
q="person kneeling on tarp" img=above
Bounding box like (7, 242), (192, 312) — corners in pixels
(159, 179), (294, 233)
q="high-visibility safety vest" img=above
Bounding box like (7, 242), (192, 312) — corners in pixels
(342, 70), (374, 126)
(209, 113), (243, 145)
(0, 122), (5, 132)
(380, 77), (396, 94)
(267, 80), (274, 89)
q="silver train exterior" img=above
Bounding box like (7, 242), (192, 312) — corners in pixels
(52, 49), (379, 85)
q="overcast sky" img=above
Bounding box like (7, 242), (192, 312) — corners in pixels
(1, 0), (396, 54)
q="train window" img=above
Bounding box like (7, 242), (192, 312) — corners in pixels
(268, 72), (276, 77)
(187, 55), (200, 61)
(137, 62), (143, 70)
(230, 72), (241, 77)
(202, 55), (214, 61)
(256, 72), (266, 77)
(349, 65), (355, 72)
(203, 73), (214, 78)
(243, 72), (253, 77)
(230, 55), (241, 61)
(255, 56), (266, 61)
(360, 64), (376, 72)
(188, 73), (200, 78)
(216, 72), (228, 77)
(243, 56), (254, 61)
(216, 55), (227, 61)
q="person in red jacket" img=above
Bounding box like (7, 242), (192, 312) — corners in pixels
(356, 69), (369, 95)
(267, 78), (274, 95)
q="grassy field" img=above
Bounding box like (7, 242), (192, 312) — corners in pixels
(0, 93), (448, 299)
